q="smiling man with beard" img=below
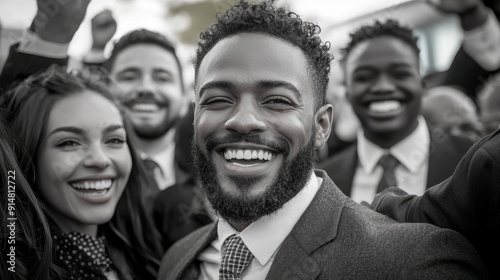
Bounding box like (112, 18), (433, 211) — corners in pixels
(103, 29), (186, 190)
(157, 1), (488, 280)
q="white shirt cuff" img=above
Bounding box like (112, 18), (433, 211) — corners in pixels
(83, 48), (106, 64)
(17, 28), (69, 59)
(463, 8), (500, 71)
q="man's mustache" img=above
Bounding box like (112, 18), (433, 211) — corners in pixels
(119, 90), (168, 107)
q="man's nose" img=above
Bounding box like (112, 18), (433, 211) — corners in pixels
(136, 75), (156, 96)
(371, 74), (396, 93)
(224, 101), (267, 135)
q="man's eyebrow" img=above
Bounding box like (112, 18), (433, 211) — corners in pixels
(152, 68), (173, 75)
(198, 81), (234, 98)
(258, 80), (301, 100)
(116, 67), (140, 75)
(354, 62), (413, 72)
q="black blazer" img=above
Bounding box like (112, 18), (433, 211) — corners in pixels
(372, 128), (500, 279)
(317, 126), (474, 197)
(0, 43), (68, 95)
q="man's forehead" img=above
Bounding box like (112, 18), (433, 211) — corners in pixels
(111, 43), (178, 72)
(195, 33), (311, 93)
(345, 36), (418, 70)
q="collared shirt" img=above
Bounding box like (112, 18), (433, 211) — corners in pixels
(141, 128), (177, 190)
(197, 171), (322, 280)
(463, 8), (500, 71)
(351, 116), (430, 204)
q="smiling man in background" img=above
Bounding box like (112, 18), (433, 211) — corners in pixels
(319, 19), (474, 204)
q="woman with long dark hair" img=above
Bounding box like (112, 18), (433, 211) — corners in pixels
(0, 111), (59, 280)
(1, 65), (163, 279)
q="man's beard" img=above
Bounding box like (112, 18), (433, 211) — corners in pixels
(131, 115), (176, 139)
(193, 131), (317, 224)
(121, 91), (176, 139)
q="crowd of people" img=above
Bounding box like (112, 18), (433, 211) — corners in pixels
(0, 0), (499, 279)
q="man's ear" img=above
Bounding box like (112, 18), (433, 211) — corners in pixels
(314, 104), (334, 149)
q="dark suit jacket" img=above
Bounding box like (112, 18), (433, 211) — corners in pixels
(317, 126), (474, 197)
(372, 128), (500, 279)
(158, 170), (487, 280)
(0, 43), (68, 95)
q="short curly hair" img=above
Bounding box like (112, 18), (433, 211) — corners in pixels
(194, 0), (333, 110)
(341, 19), (419, 65)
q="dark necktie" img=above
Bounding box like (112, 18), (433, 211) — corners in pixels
(143, 159), (162, 185)
(376, 153), (399, 193)
(219, 235), (253, 280)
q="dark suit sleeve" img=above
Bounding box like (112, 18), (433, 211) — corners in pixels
(443, 46), (493, 102)
(0, 43), (69, 95)
(399, 228), (488, 279)
(372, 128), (500, 278)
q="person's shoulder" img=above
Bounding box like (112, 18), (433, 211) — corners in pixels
(340, 198), (461, 242)
(316, 142), (356, 170)
(479, 128), (500, 158)
(315, 201), (487, 278)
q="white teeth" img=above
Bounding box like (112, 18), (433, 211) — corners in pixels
(71, 179), (112, 190)
(244, 150), (252, 159)
(236, 150), (244, 159)
(369, 100), (401, 113)
(131, 103), (159, 112)
(223, 149), (275, 161)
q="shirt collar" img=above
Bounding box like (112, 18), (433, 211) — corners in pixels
(141, 128), (177, 173)
(358, 116), (430, 173)
(217, 171), (321, 266)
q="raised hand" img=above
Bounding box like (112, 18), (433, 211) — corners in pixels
(91, 9), (117, 50)
(426, 0), (482, 15)
(31, 0), (92, 44)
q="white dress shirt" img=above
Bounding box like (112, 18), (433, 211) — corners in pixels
(197, 171), (322, 280)
(351, 116), (430, 204)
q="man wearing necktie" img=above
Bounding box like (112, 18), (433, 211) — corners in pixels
(318, 19), (474, 204)
(157, 1), (488, 279)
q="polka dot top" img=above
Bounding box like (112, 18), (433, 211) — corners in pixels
(53, 231), (118, 280)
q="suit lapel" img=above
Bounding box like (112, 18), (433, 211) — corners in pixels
(333, 145), (358, 196)
(161, 223), (217, 280)
(266, 170), (345, 280)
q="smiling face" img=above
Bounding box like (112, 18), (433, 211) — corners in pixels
(193, 33), (332, 225)
(345, 36), (423, 147)
(110, 43), (184, 139)
(36, 91), (132, 235)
